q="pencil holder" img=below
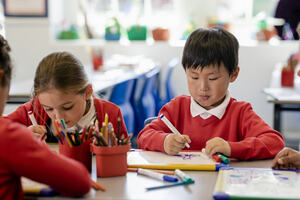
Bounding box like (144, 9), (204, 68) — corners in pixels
(59, 141), (92, 172)
(281, 70), (294, 87)
(90, 144), (130, 177)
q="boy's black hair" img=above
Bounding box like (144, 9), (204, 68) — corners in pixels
(182, 27), (239, 75)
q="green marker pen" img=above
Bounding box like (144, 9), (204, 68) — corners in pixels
(217, 154), (230, 164)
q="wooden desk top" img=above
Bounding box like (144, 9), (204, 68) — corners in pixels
(30, 144), (273, 200)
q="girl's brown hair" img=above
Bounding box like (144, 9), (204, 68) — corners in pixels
(0, 35), (12, 86)
(33, 52), (89, 97)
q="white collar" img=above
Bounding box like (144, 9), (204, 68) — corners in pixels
(75, 97), (96, 129)
(190, 91), (231, 119)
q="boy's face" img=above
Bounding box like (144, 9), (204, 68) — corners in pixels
(186, 63), (239, 110)
(37, 85), (92, 128)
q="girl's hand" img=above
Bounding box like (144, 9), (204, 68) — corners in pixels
(271, 147), (300, 169)
(205, 137), (231, 157)
(28, 125), (47, 140)
(163, 134), (191, 155)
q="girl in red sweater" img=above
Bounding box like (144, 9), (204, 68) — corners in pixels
(6, 52), (127, 142)
(138, 27), (285, 160)
(0, 36), (91, 199)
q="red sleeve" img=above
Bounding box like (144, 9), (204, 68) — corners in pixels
(5, 98), (48, 126)
(0, 119), (91, 197)
(137, 100), (178, 152)
(5, 101), (32, 125)
(229, 103), (285, 160)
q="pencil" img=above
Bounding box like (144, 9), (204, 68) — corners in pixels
(117, 117), (121, 145)
(127, 168), (174, 175)
(146, 180), (195, 191)
(90, 179), (106, 191)
(159, 114), (190, 148)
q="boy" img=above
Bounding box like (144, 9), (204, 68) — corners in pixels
(138, 27), (284, 160)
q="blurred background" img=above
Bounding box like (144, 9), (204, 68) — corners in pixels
(2, 0), (300, 148)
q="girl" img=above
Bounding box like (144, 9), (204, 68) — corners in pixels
(6, 51), (128, 141)
(0, 36), (91, 198)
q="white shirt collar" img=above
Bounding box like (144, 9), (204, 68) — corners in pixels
(190, 91), (231, 119)
(75, 97), (96, 129)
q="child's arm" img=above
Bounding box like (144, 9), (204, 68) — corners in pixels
(205, 137), (231, 157)
(271, 147), (300, 169)
(228, 103), (285, 160)
(164, 134), (191, 155)
(0, 122), (91, 197)
(28, 125), (47, 139)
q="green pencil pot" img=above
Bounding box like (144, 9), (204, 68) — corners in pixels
(127, 25), (147, 41)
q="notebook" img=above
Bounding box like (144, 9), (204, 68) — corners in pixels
(127, 150), (227, 171)
(213, 167), (300, 200)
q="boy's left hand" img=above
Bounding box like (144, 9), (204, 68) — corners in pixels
(205, 137), (231, 157)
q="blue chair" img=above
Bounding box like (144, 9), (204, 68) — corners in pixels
(156, 58), (179, 113)
(144, 116), (157, 126)
(109, 79), (135, 134)
(133, 66), (160, 135)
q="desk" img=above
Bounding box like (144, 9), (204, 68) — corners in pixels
(263, 88), (300, 133)
(8, 55), (156, 104)
(28, 144), (273, 200)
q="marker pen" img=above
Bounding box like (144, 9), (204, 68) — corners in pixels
(160, 114), (190, 148)
(28, 111), (38, 126)
(212, 155), (222, 163)
(137, 168), (178, 182)
(217, 154), (230, 164)
(174, 169), (194, 183)
(28, 111), (47, 140)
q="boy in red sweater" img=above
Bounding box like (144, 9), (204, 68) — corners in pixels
(138, 27), (285, 160)
(0, 36), (91, 199)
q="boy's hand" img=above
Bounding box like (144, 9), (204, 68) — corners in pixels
(271, 147), (300, 169)
(28, 125), (47, 140)
(205, 137), (231, 157)
(163, 134), (191, 155)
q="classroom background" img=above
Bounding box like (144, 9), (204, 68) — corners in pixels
(2, 0), (300, 148)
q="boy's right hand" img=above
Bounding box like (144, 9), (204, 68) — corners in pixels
(271, 147), (300, 169)
(163, 134), (191, 155)
(28, 125), (47, 140)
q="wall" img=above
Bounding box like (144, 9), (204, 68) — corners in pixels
(3, 15), (300, 134)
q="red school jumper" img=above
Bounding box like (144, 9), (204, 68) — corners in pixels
(138, 95), (285, 160)
(0, 118), (91, 199)
(6, 97), (128, 138)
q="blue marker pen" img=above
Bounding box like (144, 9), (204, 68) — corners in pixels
(137, 168), (178, 182)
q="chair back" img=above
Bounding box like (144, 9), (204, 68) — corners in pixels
(165, 57), (179, 101)
(135, 67), (160, 133)
(156, 58), (179, 113)
(144, 116), (158, 126)
(109, 79), (135, 134)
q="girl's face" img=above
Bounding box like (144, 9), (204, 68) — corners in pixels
(37, 85), (92, 128)
(186, 63), (239, 110)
